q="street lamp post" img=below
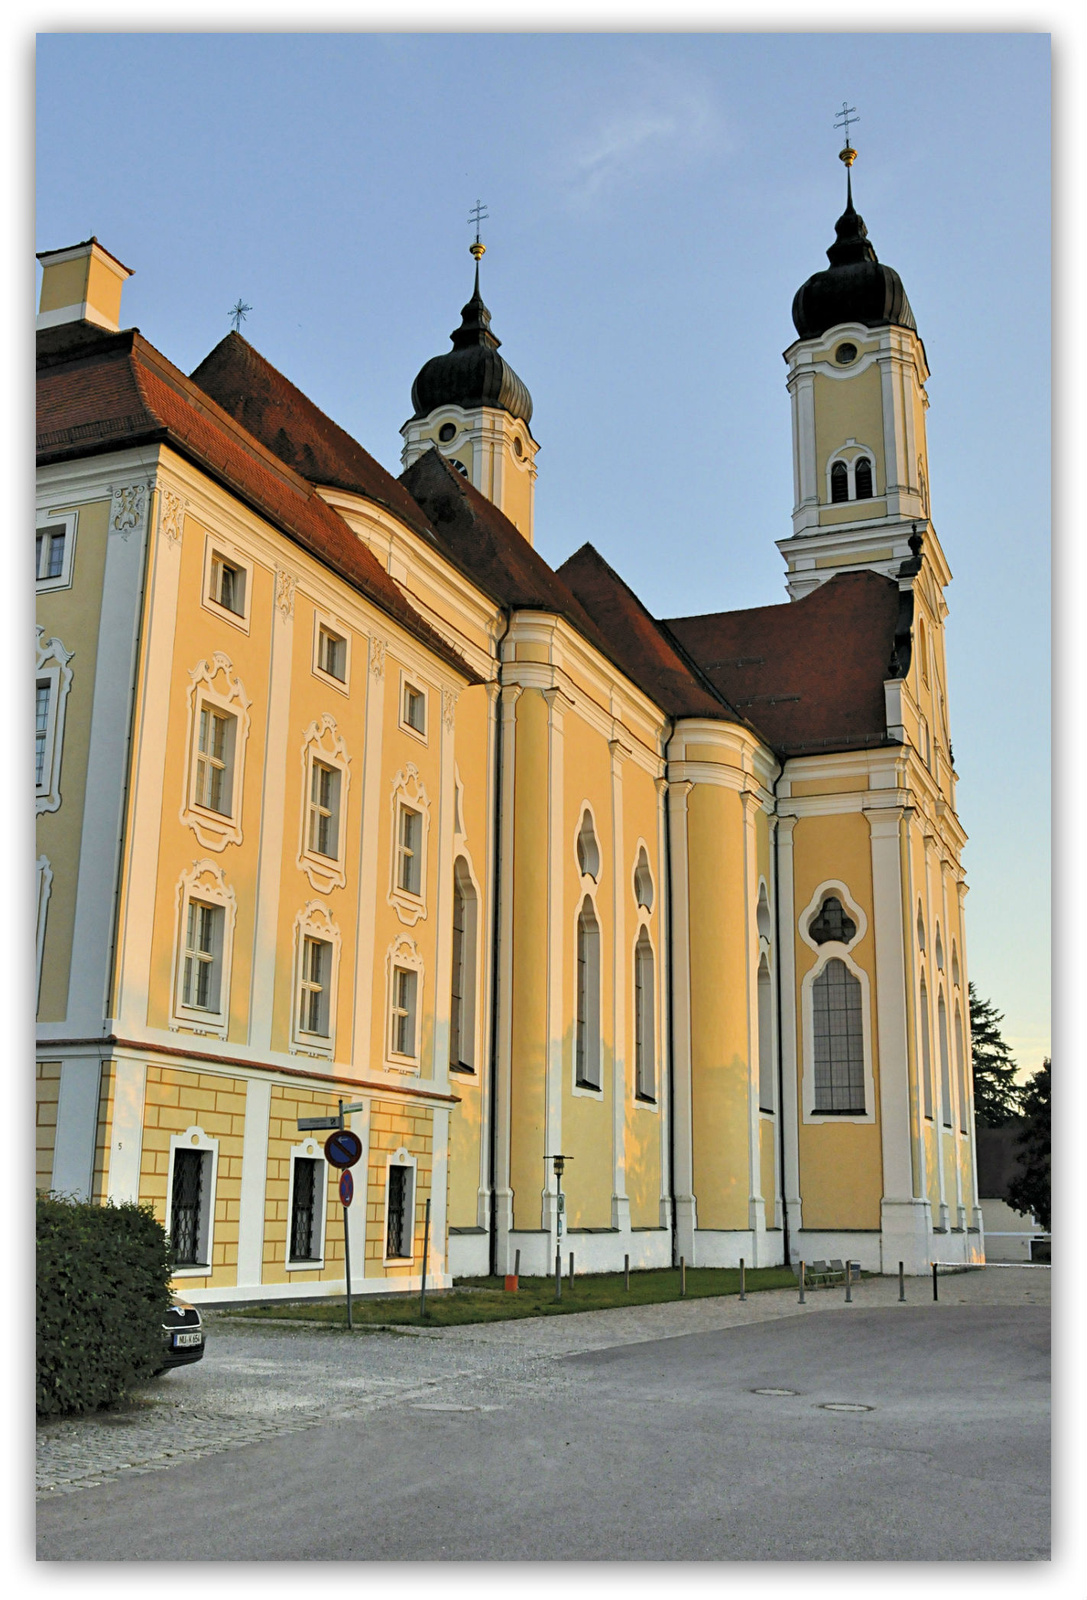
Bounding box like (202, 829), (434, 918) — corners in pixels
(547, 1155), (571, 1301)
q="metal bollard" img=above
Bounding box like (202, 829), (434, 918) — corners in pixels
(798, 1260), (806, 1304)
(739, 1258), (746, 1301)
(845, 1260), (852, 1303)
(624, 1253), (630, 1292)
(515, 1248), (521, 1279)
(932, 1262), (939, 1302)
(680, 1256), (686, 1297)
(898, 1260), (905, 1302)
(555, 1243), (562, 1301)
(569, 1251), (574, 1285)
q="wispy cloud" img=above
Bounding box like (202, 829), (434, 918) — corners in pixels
(556, 73), (729, 208)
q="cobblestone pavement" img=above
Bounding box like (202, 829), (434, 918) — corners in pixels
(36, 1264), (1049, 1501)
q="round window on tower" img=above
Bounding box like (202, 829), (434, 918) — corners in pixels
(450, 459), (468, 477)
(835, 342), (858, 366)
(512, 435), (524, 458)
(438, 422), (457, 443)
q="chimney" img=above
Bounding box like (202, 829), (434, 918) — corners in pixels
(36, 237), (133, 333)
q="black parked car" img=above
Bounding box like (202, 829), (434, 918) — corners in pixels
(159, 1299), (206, 1370)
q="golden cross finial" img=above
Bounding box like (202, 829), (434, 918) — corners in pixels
(468, 199), (488, 262)
(834, 101), (859, 166)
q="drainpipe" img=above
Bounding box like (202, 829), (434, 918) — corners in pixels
(771, 761), (791, 1269)
(662, 716), (679, 1268)
(487, 608), (513, 1278)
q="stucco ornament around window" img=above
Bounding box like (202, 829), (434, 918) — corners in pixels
(297, 715), (351, 893)
(180, 653), (252, 851)
(388, 764), (431, 925)
(35, 626), (73, 815)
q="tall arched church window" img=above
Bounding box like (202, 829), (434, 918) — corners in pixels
(812, 959), (865, 1112)
(916, 902), (926, 952)
(830, 460), (849, 503)
(854, 456), (873, 499)
(634, 929), (655, 1101)
(920, 978), (934, 1119)
(758, 953), (774, 1112)
(954, 1002), (969, 1134)
(633, 847), (654, 911)
(809, 895), (857, 946)
(449, 858), (478, 1073)
(577, 810), (600, 880)
(938, 990), (953, 1128)
(575, 897), (601, 1090)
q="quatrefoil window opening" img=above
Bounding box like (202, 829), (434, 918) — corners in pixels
(809, 895), (857, 947)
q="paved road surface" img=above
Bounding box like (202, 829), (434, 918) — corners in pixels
(37, 1266), (1049, 1561)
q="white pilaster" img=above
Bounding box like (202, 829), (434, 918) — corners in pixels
(51, 1057), (102, 1199)
(248, 578), (295, 1052)
(666, 780), (696, 1262)
(236, 1076), (271, 1286)
(542, 687), (567, 1240)
(105, 1057), (146, 1203)
(429, 686), (459, 1087)
(741, 789), (766, 1260)
(491, 683), (522, 1270)
(608, 737), (630, 1233)
(350, 635), (387, 1070)
(775, 814), (802, 1244)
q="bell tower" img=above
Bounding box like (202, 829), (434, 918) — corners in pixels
(778, 131), (939, 601)
(401, 210), (538, 543)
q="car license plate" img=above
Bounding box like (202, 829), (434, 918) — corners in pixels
(173, 1331), (202, 1348)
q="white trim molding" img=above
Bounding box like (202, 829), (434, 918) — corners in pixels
(382, 1146), (418, 1264)
(180, 654), (252, 851)
(35, 508), (78, 591)
(297, 715), (351, 893)
(289, 900), (341, 1060)
(385, 934), (425, 1073)
(166, 1124), (220, 1275)
(285, 1137), (329, 1270)
(35, 628), (74, 814)
(170, 860), (237, 1039)
(388, 764), (431, 925)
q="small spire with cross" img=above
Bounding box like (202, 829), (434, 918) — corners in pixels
(468, 199), (488, 263)
(228, 298), (252, 333)
(834, 101), (859, 167)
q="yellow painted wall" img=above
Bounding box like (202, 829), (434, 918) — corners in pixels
(507, 687), (550, 1230)
(813, 361), (885, 497)
(623, 761), (665, 1228)
(262, 1084), (347, 1285)
(36, 496), (111, 1022)
(687, 781), (751, 1230)
(36, 1061), (62, 1190)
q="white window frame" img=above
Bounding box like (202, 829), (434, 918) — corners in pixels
(35, 628), (73, 815)
(576, 805), (601, 882)
(398, 672), (429, 743)
(201, 536), (252, 632)
(36, 855), (53, 1005)
(285, 1138), (328, 1269)
(312, 611), (351, 694)
(388, 765), (430, 925)
(170, 861), (237, 1038)
(798, 880), (874, 1125)
(180, 655), (251, 850)
(386, 936), (424, 1072)
(36, 508), (78, 592)
(298, 716), (350, 893)
(383, 1148), (418, 1264)
(290, 901), (341, 1059)
(632, 841), (654, 912)
(825, 441), (880, 504)
(574, 892), (603, 1095)
(166, 1126), (220, 1275)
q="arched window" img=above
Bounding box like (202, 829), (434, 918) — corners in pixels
(634, 929), (655, 1101)
(812, 959), (865, 1112)
(758, 953), (774, 1112)
(633, 847), (654, 911)
(577, 810), (600, 880)
(757, 883), (772, 944)
(809, 895), (857, 946)
(951, 942), (960, 989)
(449, 858), (478, 1073)
(938, 990), (952, 1127)
(575, 897), (601, 1089)
(954, 1002), (969, 1134)
(916, 902), (926, 952)
(920, 978), (934, 1119)
(830, 460), (849, 503)
(854, 456), (874, 499)
(935, 926), (944, 971)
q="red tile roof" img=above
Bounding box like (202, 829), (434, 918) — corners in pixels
(189, 332), (439, 544)
(663, 570), (900, 756)
(556, 544), (732, 721)
(36, 327), (479, 684)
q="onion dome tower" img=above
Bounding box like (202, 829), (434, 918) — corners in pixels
(777, 129), (938, 600)
(401, 220), (538, 543)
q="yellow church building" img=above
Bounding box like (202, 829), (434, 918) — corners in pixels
(35, 150), (983, 1303)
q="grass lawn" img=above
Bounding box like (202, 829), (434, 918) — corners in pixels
(219, 1264), (802, 1330)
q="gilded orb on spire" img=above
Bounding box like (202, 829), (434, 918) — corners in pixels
(834, 100), (859, 166)
(468, 199), (488, 262)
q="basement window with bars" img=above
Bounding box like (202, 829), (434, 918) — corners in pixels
(385, 1162), (414, 1259)
(170, 1147), (212, 1268)
(289, 1156), (324, 1263)
(812, 958), (865, 1113)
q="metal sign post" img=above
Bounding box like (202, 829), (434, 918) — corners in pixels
(419, 1197), (431, 1319)
(297, 1099), (364, 1329)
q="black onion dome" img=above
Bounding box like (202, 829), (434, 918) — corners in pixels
(411, 268), (533, 424)
(792, 184), (915, 341)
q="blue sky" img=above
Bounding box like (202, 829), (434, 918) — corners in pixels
(35, 30), (1051, 1071)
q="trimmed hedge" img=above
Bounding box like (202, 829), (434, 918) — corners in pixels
(37, 1194), (173, 1416)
